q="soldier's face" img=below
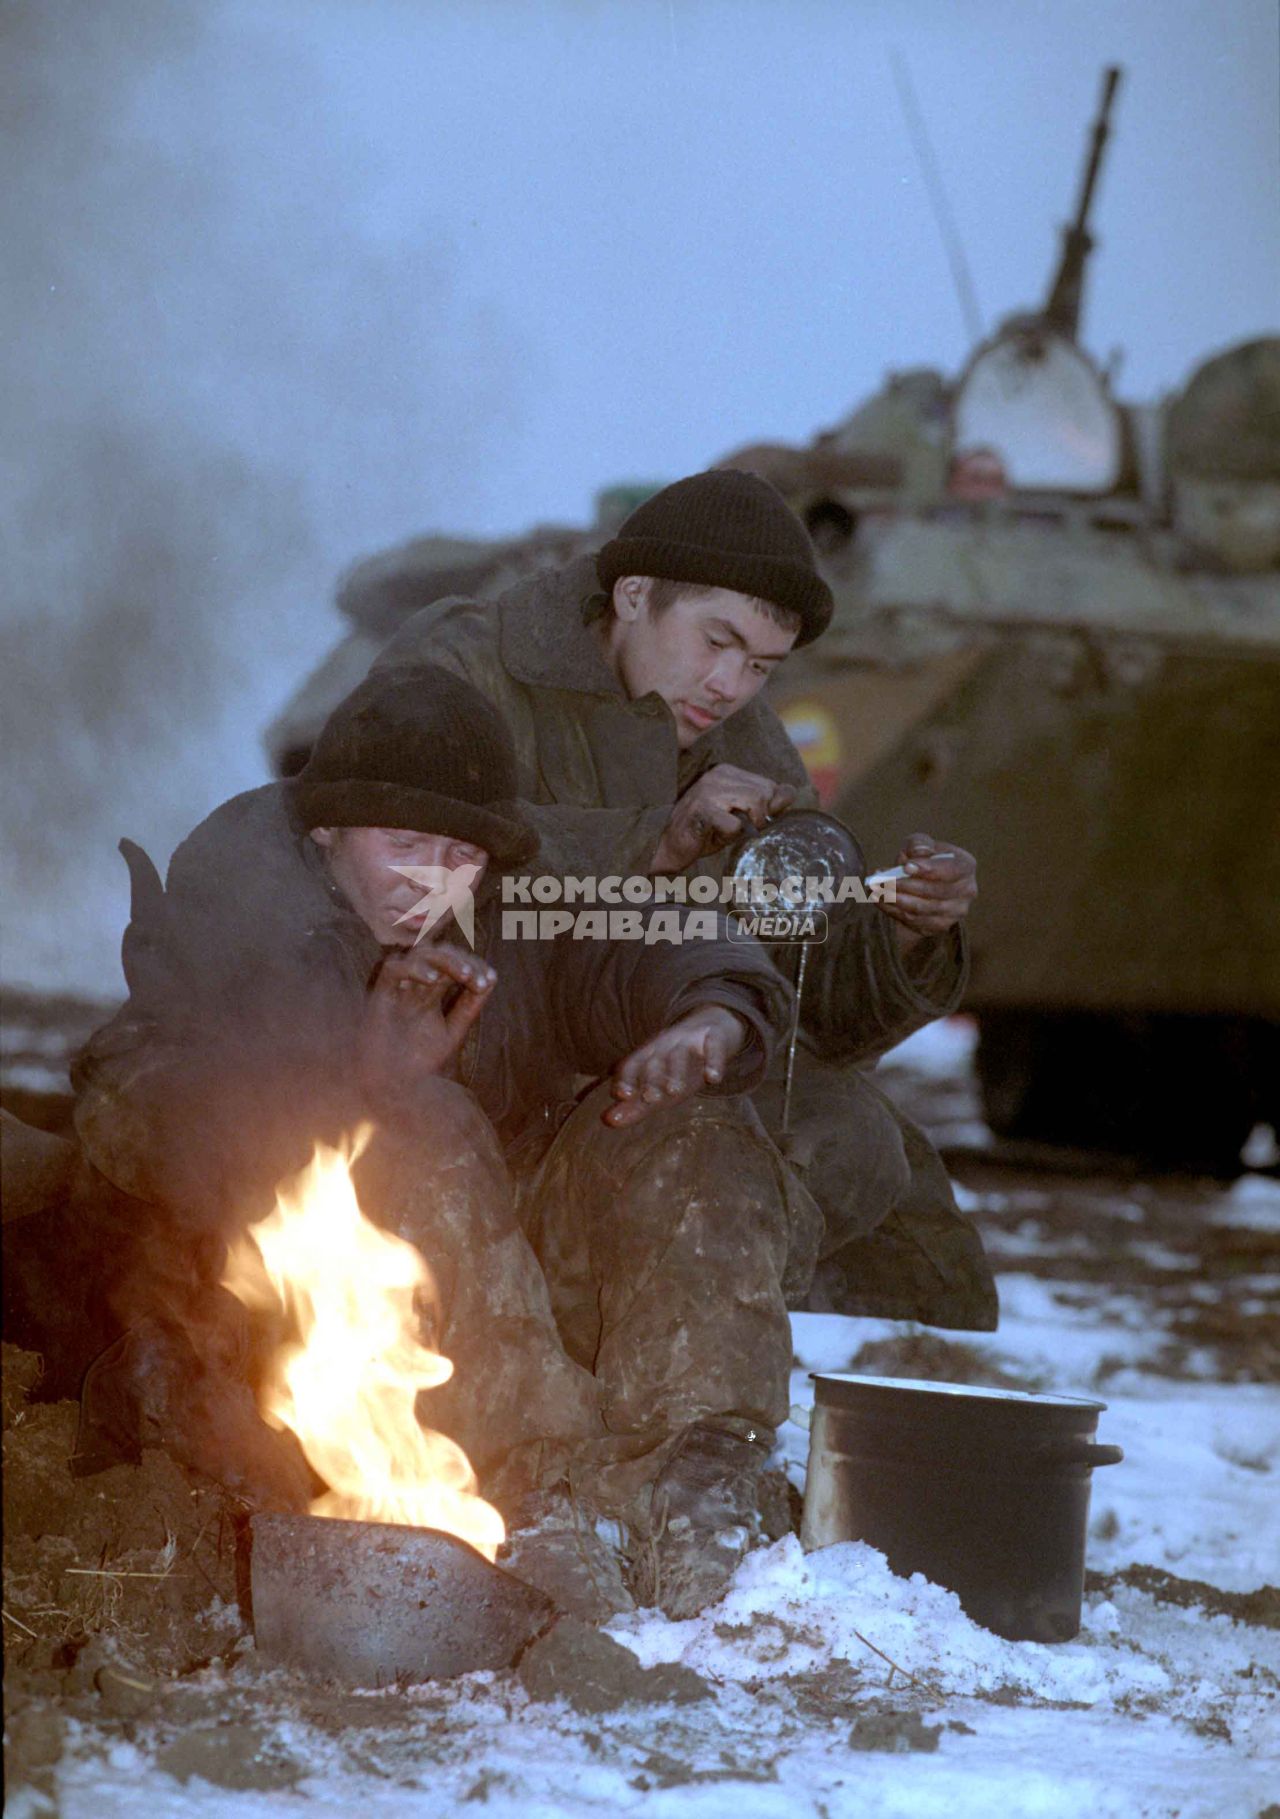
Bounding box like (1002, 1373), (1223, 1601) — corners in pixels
(310, 825), (488, 945)
(606, 581), (797, 748)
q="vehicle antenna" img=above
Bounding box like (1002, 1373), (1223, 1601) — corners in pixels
(890, 48), (984, 345)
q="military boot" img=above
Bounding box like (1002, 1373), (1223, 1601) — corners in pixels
(497, 1487), (633, 1624)
(74, 1316), (312, 1509)
(624, 1423), (773, 1621)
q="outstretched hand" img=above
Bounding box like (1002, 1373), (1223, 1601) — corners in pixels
(604, 1005), (749, 1128)
(359, 944), (497, 1105)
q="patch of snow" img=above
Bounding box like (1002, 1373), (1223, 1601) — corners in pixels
(985, 1221), (1098, 1259)
(987, 1274), (1164, 1384)
(1214, 1173), (1280, 1230)
(882, 1016), (978, 1080)
(946, 1180), (1014, 1217)
(1088, 1385), (1280, 1589)
(791, 1311), (880, 1376)
(1241, 1124), (1279, 1170)
(2, 1059), (72, 1092)
(609, 1535), (1275, 1716)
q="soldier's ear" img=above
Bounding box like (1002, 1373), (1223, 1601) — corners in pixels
(309, 826), (336, 849)
(612, 575), (647, 622)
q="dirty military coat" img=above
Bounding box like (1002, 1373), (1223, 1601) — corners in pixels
(369, 555), (997, 1330)
(369, 554), (969, 1059)
(73, 781), (790, 1230)
(69, 783), (798, 1505)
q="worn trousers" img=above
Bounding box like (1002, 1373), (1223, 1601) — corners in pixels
(751, 1044), (998, 1331)
(347, 1076), (823, 1516)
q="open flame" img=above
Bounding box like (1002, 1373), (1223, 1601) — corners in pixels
(222, 1126), (505, 1561)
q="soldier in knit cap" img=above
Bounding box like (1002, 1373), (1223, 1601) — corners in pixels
(367, 470), (995, 1337)
(55, 666), (808, 1616)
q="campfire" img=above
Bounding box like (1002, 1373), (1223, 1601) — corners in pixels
(222, 1126), (505, 1562)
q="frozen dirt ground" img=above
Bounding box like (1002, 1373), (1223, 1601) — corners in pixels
(3, 1013), (1278, 1817)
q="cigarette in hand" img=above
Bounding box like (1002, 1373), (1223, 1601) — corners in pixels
(865, 852), (955, 888)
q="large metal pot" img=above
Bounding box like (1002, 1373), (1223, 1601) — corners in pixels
(801, 1374), (1123, 1642)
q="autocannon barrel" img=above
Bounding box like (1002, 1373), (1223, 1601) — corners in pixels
(1043, 64), (1123, 339)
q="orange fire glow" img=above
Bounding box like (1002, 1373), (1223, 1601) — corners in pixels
(222, 1126), (505, 1561)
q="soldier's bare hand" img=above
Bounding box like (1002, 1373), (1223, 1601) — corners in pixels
(877, 834), (978, 947)
(604, 1006), (749, 1127)
(360, 944), (497, 1102)
(650, 766), (796, 874)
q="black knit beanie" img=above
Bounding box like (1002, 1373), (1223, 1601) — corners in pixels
(595, 469), (834, 646)
(291, 666), (537, 864)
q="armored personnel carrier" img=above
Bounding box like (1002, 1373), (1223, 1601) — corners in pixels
(266, 69), (1280, 1173)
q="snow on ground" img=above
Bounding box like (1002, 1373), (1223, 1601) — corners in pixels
(1216, 1172), (1280, 1230)
(37, 1267), (1279, 1819)
(12, 1057), (1280, 1819)
(34, 1525), (1280, 1819)
(883, 1017), (979, 1082)
(615, 1534), (1272, 1712)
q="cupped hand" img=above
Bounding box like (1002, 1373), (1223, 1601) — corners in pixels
(359, 943), (497, 1102)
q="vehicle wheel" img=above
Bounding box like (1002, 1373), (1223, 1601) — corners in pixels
(975, 1010), (1262, 1177)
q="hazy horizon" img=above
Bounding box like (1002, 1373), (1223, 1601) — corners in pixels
(3, 0), (1277, 996)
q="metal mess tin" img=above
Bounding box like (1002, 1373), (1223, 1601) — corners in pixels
(725, 808), (867, 917)
(801, 1374), (1123, 1643)
(250, 1513), (556, 1686)
(725, 809), (867, 1134)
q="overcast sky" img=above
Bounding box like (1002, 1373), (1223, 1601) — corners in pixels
(3, 0), (1278, 994)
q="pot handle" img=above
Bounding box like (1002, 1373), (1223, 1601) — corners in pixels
(1041, 1439), (1124, 1469)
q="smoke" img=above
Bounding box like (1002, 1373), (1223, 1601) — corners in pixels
(0, 0), (520, 996)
